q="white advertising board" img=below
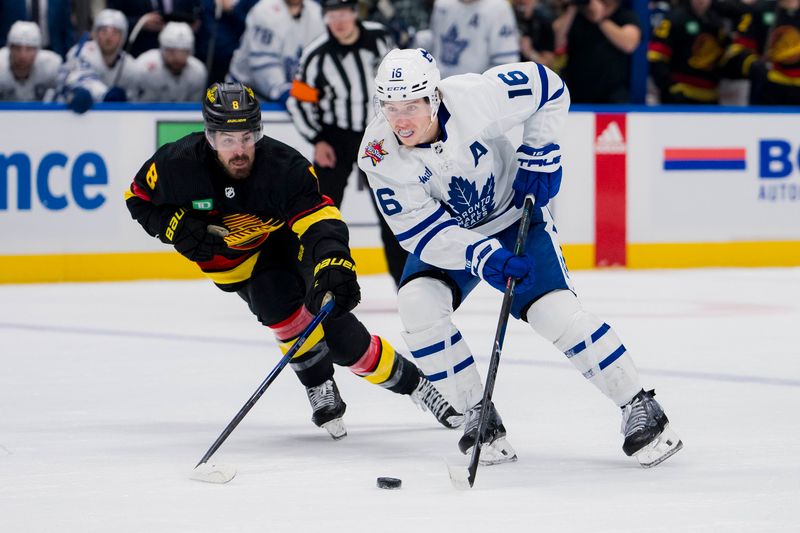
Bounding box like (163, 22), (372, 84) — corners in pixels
(627, 112), (800, 243)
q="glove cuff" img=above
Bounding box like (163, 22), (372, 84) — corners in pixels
(516, 143), (562, 173)
(465, 238), (503, 279)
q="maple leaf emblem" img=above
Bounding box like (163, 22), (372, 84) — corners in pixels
(361, 139), (389, 167)
(446, 175), (495, 228)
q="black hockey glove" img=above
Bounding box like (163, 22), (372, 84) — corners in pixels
(306, 255), (361, 318)
(160, 208), (226, 262)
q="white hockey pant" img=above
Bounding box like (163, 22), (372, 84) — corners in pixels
(398, 277), (483, 413)
(527, 290), (642, 406)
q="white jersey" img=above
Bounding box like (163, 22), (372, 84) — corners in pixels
(430, 0), (519, 78)
(63, 40), (142, 100)
(228, 0), (325, 101)
(0, 47), (62, 101)
(358, 62), (569, 271)
(135, 49), (207, 102)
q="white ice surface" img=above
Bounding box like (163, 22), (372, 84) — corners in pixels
(1, 269), (799, 532)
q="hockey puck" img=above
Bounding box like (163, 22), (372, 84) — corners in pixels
(376, 477), (402, 490)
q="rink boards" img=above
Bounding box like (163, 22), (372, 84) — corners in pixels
(0, 103), (798, 283)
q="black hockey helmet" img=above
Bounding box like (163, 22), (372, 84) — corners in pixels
(321, 0), (357, 12)
(202, 82), (261, 133)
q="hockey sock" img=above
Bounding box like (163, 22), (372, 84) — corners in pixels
(401, 318), (483, 413)
(527, 290), (642, 407)
(349, 336), (418, 394)
(269, 305), (333, 387)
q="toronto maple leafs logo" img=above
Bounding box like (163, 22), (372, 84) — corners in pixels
(446, 175), (495, 228)
(361, 139), (389, 166)
(440, 25), (469, 66)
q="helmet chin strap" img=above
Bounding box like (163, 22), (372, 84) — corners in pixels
(419, 116), (439, 144)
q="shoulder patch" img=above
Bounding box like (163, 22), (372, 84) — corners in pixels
(361, 139), (389, 167)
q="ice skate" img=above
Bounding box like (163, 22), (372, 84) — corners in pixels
(458, 401), (517, 465)
(306, 379), (347, 440)
(410, 374), (464, 429)
(621, 389), (683, 467)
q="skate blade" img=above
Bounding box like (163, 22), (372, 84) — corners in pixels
(463, 437), (518, 466)
(322, 418), (347, 440)
(190, 462), (237, 484)
(634, 425), (683, 468)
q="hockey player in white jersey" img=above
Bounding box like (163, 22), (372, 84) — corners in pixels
(56, 9), (142, 112)
(136, 22), (207, 102)
(430, 0), (520, 77)
(227, 0), (325, 103)
(358, 48), (683, 468)
(0, 22), (61, 101)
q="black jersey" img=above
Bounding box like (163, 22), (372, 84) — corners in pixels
(124, 133), (350, 285)
(722, 1), (800, 104)
(648, 5), (729, 103)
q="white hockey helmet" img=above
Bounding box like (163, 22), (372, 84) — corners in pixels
(7, 21), (42, 48)
(159, 22), (194, 52)
(93, 9), (129, 40)
(375, 48), (441, 121)
(375, 48), (441, 102)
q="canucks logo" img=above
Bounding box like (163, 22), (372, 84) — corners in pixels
(362, 139), (389, 166)
(447, 175), (495, 228)
(440, 25), (469, 66)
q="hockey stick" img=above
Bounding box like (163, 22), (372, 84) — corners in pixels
(448, 195), (536, 489)
(191, 292), (336, 483)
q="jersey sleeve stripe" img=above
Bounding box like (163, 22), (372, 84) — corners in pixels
(394, 204), (447, 241)
(127, 181), (151, 202)
(413, 219), (458, 256)
(549, 82), (565, 103)
(536, 63), (549, 110)
(290, 205), (344, 238)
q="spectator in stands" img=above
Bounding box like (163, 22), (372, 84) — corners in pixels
(227, 0), (325, 103)
(362, 0), (434, 48)
(196, 0), (259, 84)
(429, 0), (520, 77)
(648, 0), (728, 104)
(721, 0), (800, 105)
(107, 0), (203, 57)
(554, 0), (641, 103)
(0, 21), (62, 100)
(57, 9), (142, 113)
(0, 0), (75, 58)
(136, 21), (207, 101)
(513, 0), (555, 67)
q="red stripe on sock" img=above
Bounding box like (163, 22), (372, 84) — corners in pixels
(350, 336), (381, 375)
(269, 306), (313, 340)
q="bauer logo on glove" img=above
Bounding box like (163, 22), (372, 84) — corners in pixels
(307, 255), (360, 317)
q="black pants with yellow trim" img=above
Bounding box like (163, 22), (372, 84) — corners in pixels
(227, 228), (418, 394)
(315, 127), (409, 288)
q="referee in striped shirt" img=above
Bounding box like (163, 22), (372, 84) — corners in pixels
(287, 0), (408, 288)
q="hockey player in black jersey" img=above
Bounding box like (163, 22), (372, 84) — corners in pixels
(124, 82), (463, 438)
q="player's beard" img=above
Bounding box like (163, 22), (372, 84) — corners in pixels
(221, 154), (253, 179)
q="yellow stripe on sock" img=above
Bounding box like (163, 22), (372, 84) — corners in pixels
(278, 324), (325, 358)
(364, 338), (396, 385)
